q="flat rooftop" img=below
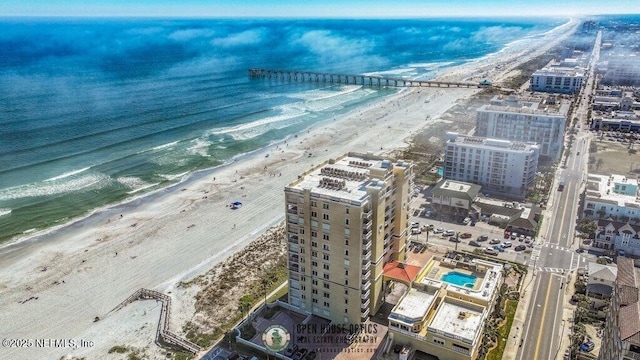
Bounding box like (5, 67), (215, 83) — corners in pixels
(478, 94), (569, 116)
(532, 67), (585, 77)
(586, 174), (640, 207)
(389, 288), (437, 324)
(287, 153), (410, 204)
(446, 132), (538, 152)
(437, 180), (473, 194)
(427, 300), (484, 345)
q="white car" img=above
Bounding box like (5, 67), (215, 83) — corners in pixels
(463, 217), (471, 225)
(443, 230), (455, 237)
(411, 228), (421, 235)
(434, 228), (444, 234)
(411, 222), (420, 229)
(502, 241), (512, 248)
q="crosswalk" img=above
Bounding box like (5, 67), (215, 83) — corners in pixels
(525, 242), (587, 273)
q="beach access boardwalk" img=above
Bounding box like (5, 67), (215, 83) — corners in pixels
(111, 288), (201, 354)
(248, 68), (482, 88)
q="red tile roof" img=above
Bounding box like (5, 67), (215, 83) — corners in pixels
(383, 261), (422, 283)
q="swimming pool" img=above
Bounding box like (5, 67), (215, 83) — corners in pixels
(441, 271), (477, 288)
(437, 168), (444, 176)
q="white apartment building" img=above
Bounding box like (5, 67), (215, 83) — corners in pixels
(584, 174), (640, 222)
(475, 95), (568, 160)
(443, 132), (540, 199)
(603, 54), (640, 86)
(284, 152), (413, 324)
(530, 67), (585, 94)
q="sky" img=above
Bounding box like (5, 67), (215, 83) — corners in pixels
(2, 0), (640, 18)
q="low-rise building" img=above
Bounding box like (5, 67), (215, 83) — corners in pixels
(475, 95), (568, 160)
(586, 262), (617, 309)
(474, 198), (541, 236)
(430, 179), (481, 218)
(590, 112), (640, 133)
(583, 174), (640, 223)
(443, 132), (540, 199)
(388, 257), (503, 360)
(599, 257), (640, 360)
(593, 219), (640, 255)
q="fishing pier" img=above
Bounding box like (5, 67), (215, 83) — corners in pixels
(248, 68), (482, 88)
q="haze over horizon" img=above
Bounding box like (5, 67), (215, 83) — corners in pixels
(3, 0), (640, 18)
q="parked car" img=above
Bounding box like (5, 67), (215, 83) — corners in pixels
(515, 245), (526, 251)
(525, 236), (532, 244)
(477, 235), (489, 242)
(424, 210), (433, 218)
(470, 220), (476, 227)
(469, 240), (481, 247)
(484, 248), (499, 256)
(502, 241), (513, 248)
(619, 249), (626, 257)
(489, 238), (501, 245)
(443, 230), (455, 237)
(599, 256), (614, 264)
(434, 228), (444, 234)
(504, 231), (511, 239)
(460, 232), (472, 239)
(411, 228), (421, 235)
(411, 222), (419, 229)
(463, 217), (471, 225)
(580, 340), (595, 352)
(492, 245), (505, 252)
(449, 236), (461, 243)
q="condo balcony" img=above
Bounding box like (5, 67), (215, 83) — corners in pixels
(289, 255), (299, 263)
(289, 264), (299, 272)
(288, 235), (299, 244)
(361, 261), (370, 272)
(287, 205), (298, 215)
(362, 219), (372, 231)
(362, 250), (372, 262)
(362, 269), (371, 279)
(361, 307), (370, 320)
(361, 280), (371, 292)
(361, 289), (370, 300)
(362, 229), (372, 241)
(363, 210), (372, 221)
(362, 239), (372, 253)
(361, 298), (371, 309)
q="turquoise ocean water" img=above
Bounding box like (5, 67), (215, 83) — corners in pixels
(0, 17), (565, 242)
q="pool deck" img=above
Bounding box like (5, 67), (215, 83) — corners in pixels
(424, 264), (483, 291)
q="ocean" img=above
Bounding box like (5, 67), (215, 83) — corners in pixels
(0, 17), (564, 243)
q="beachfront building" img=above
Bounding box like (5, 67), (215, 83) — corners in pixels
(530, 67), (585, 94)
(583, 174), (640, 222)
(599, 257), (640, 360)
(475, 95), (569, 160)
(284, 152), (413, 324)
(387, 257), (503, 360)
(443, 132), (539, 199)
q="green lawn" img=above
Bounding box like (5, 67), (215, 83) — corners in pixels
(487, 300), (519, 360)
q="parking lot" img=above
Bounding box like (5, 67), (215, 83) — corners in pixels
(408, 187), (535, 265)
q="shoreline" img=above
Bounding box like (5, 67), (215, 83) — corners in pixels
(0, 18), (579, 360)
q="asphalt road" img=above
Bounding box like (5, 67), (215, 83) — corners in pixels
(518, 30), (601, 360)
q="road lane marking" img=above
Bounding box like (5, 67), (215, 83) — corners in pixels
(534, 274), (553, 360)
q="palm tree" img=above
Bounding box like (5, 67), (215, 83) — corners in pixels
(424, 228), (432, 246)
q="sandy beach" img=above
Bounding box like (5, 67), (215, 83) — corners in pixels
(0, 18), (577, 360)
